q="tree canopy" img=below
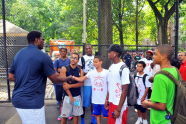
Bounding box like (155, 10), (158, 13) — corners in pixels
(0, 0), (185, 46)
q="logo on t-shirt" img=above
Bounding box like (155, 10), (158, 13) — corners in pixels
(115, 82), (122, 98)
(93, 76), (104, 92)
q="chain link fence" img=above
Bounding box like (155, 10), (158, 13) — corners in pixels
(0, 0), (185, 102)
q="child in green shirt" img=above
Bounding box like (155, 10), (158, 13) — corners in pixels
(142, 44), (179, 124)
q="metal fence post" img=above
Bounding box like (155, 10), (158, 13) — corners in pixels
(174, 0), (179, 58)
(2, 0), (11, 102)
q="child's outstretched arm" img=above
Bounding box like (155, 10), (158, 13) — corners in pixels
(72, 75), (87, 82)
(72, 70), (88, 82)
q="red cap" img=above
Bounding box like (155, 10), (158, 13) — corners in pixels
(146, 50), (153, 55)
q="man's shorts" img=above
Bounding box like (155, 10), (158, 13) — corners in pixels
(16, 106), (46, 124)
(61, 95), (83, 118)
(134, 104), (147, 113)
(92, 104), (108, 117)
(81, 86), (92, 107)
(108, 102), (128, 124)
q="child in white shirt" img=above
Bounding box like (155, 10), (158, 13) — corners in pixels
(73, 56), (108, 124)
(134, 61), (151, 124)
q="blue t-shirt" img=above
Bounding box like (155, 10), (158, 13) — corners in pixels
(53, 58), (70, 72)
(10, 45), (55, 109)
(53, 58), (70, 85)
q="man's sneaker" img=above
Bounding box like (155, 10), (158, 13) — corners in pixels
(57, 115), (62, 121)
(135, 118), (142, 124)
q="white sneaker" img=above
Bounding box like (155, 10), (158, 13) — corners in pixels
(143, 120), (148, 124)
(135, 118), (142, 124)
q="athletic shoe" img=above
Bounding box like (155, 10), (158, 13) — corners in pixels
(57, 115), (62, 121)
(68, 116), (73, 120)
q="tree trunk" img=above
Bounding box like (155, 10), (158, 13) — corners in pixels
(119, 23), (124, 47)
(135, 0), (139, 51)
(118, 0), (124, 47)
(98, 0), (112, 68)
(158, 19), (168, 44)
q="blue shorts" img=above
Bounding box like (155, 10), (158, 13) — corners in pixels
(81, 86), (92, 107)
(92, 104), (108, 117)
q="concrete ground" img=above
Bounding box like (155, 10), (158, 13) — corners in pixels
(0, 79), (149, 124)
(0, 100), (146, 124)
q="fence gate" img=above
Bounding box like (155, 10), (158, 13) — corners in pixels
(0, 0), (28, 102)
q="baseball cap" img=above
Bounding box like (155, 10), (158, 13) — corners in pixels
(146, 50), (153, 55)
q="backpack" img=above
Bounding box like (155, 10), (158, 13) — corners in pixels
(134, 74), (148, 88)
(156, 70), (186, 124)
(81, 57), (85, 69)
(119, 64), (138, 106)
(134, 74), (152, 99)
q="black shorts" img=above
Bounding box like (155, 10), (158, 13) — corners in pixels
(134, 104), (147, 113)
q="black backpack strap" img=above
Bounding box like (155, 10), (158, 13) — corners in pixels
(81, 57), (85, 69)
(134, 74), (137, 79)
(142, 74), (148, 88)
(119, 64), (127, 79)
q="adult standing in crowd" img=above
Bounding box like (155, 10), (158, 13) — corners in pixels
(78, 44), (95, 124)
(105, 44), (130, 124)
(8, 31), (70, 124)
(139, 50), (153, 77)
(142, 44), (179, 124)
(53, 48), (70, 108)
(123, 52), (132, 69)
(178, 52), (186, 81)
(52, 52), (60, 62)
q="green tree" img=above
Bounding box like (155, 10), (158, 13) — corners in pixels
(112, 0), (125, 46)
(147, 0), (183, 44)
(180, 2), (186, 46)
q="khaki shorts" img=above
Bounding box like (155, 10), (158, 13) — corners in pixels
(16, 106), (45, 124)
(61, 95), (83, 117)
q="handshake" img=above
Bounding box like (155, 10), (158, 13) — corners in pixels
(66, 75), (76, 81)
(63, 76), (80, 90)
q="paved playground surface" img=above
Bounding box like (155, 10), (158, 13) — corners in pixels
(0, 100), (145, 124)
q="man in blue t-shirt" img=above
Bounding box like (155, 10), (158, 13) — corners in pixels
(53, 48), (70, 108)
(8, 31), (70, 124)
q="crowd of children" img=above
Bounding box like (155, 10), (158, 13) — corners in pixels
(9, 31), (186, 124)
(53, 43), (186, 124)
